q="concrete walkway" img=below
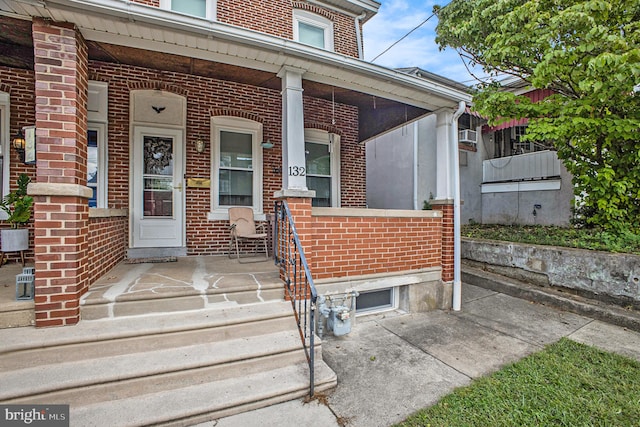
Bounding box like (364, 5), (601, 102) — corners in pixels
(204, 283), (640, 427)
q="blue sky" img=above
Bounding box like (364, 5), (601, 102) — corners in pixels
(362, 0), (482, 85)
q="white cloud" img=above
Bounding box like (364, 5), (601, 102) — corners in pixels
(362, 0), (486, 84)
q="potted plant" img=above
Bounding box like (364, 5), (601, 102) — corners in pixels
(1, 173), (33, 253)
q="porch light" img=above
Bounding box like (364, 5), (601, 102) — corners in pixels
(12, 129), (26, 163)
(195, 139), (205, 153)
(261, 139), (274, 149)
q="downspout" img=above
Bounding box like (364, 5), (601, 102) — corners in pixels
(355, 12), (367, 59)
(451, 101), (465, 311)
(413, 121), (419, 210)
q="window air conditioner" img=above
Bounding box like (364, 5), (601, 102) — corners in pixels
(458, 129), (477, 145)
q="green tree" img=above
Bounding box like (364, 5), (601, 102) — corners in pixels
(434, 0), (640, 233)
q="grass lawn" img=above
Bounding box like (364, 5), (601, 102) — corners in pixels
(395, 338), (640, 427)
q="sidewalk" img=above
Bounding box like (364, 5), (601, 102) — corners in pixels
(207, 283), (640, 427)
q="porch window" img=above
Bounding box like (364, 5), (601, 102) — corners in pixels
(210, 117), (263, 218)
(293, 10), (334, 51)
(305, 129), (340, 207)
(0, 92), (8, 217)
(160, 0), (215, 20)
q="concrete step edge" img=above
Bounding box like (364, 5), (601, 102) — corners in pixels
(80, 281), (285, 307)
(69, 361), (337, 427)
(0, 301), (294, 354)
(0, 329), (308, 401)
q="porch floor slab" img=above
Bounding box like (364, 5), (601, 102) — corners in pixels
(81, 255), (282, 319)
(0, 262), (35, 328)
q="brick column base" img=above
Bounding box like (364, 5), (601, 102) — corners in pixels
(432, 201), (454, 283)
(30, 185), (91, 327)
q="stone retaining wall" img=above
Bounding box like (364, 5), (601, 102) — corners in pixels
(462, 238), (640, 308)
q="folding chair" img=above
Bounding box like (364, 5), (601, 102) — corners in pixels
(228, 207), (269, 263)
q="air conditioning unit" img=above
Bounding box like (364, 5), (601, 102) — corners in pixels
(458, 129), (477, 144)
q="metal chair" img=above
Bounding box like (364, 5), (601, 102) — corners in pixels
(228, 207), (269, 263)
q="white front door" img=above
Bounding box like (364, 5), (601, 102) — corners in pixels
(131, 126), (184, 248)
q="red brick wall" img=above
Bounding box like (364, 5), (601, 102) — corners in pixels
(129, 0), (360, 57)
(87, 216), (128, 284)
(310, 213), (443, 280)
(90, 60), (361, 255)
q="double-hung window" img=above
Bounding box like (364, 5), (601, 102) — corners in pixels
(160, 0), (215, 20)
(293, 10), (334, 51)
(210, 117), (263, 218)
(305, 129), (340, 207)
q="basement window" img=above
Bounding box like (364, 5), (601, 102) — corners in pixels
(356, 288), (396, 314)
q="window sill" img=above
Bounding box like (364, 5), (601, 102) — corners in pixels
(89, 208), (128, 218)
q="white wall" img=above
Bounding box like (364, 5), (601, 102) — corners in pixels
(365, 122), (416, 209)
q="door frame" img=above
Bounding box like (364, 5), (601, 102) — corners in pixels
(129, 125), (186, 250)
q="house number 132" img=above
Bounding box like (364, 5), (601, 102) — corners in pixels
(289, 166), (306, 176)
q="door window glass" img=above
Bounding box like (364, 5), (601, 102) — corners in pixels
(143, 136), (174, 217)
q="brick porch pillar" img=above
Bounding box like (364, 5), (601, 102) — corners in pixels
(275, 192), (315, 299)
(28, 18), (90, 327)
(433, 201), (454, 283)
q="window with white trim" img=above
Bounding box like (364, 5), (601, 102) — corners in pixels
(210, 117), (263, 217)
(305, 129), (340, 207)
(160, 0), (215, 20)
(87, 123), (107, 208)
(293, 10), (334, 51)
(0, 92), (9, 219)
(87, 81), (108, 208)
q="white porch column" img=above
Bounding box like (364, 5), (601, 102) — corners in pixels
(435, 110), (454, 199)
(278, 66), (308, 191)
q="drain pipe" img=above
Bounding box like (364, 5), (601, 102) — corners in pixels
(451, 101), (465, 311)
(354, 12), (367, 59)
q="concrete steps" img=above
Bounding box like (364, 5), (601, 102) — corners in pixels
(0, 301), (337, 426)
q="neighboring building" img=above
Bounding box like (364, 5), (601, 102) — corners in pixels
(478, 78), (574, 226)
(367, 72), (573, 227)
(0, 1), (471, 327)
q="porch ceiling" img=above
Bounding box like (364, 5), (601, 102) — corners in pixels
(0, 0), (470, 140)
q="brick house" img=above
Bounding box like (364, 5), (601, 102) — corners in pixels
(0, 0), (471, 328)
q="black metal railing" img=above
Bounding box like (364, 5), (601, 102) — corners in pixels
(274, 200), (318, 396)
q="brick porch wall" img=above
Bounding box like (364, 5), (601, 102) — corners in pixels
(310, 210), (444, 280)
(87, 215), (128, 285)
(433, 204), (454, 282)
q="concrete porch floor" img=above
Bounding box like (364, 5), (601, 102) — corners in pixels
(82, 255), (282, 319)
(0, 255), (282, 326)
